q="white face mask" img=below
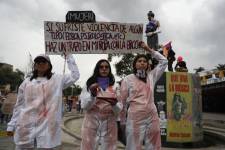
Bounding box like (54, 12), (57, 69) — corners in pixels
(136, 69), (146, 78)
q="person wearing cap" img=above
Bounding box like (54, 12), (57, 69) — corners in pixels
(119, 42), (167, 150)
(145, 11), (160, 50)
(175, 56), (188, 72)
(6, 53), (80, 149)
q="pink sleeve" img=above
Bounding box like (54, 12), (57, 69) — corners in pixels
(119, 79), (129, 124)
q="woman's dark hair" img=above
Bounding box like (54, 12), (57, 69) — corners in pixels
(86, 59), (115, 90)
(148, 11), (155, 18)
(132, 54), (150, 74)
(30, 62), (53, 81)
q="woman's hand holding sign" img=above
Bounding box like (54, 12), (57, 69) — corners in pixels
(89, 83), (99, 97)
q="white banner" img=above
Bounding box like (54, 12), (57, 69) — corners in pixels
(44, 21), (144, 54)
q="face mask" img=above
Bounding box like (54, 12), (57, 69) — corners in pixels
(135, 69), (146, 79)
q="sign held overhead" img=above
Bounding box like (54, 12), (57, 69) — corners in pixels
(44, 21), (143, 54)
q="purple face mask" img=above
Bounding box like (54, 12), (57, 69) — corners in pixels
(97, 77), (109, 91)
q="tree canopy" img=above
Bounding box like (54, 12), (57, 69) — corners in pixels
(0, 67), (24, 92)
(216, 64), (225, 70)
(108, 53), (135, 78)
(63, 84), (82, 96)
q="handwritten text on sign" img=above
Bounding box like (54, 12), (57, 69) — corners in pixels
(169, 74), (189, 93)
(44, 21), (143, 54)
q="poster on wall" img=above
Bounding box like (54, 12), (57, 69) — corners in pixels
(154, 73), (167, 141)
(166, 72), (193, 142)
(154, 72), (203, 143)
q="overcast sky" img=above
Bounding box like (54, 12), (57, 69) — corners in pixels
(1, 0), (225, 86)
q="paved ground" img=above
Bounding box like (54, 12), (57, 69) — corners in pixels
(1, 112), (225, 150)
(62, 112), (225, 150)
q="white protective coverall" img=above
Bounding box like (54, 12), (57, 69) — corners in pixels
(7, 54), (80, 149)
(120, 51), (168, 150)
(80, 85), (122, 150)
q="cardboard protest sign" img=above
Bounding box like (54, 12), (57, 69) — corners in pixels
(1, 103), (14, 114)
(44, 21), (143, 54)
(66, 11), (96, 23)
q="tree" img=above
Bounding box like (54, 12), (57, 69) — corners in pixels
(108, 53), (136, 78)
(216, 64), (225, 70)
(63, 84), (82, 96)
(215, 64), (225, 78)
(0, 67), (24, 91)
(194, 67), (205, 74)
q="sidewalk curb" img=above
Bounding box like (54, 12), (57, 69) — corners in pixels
(203, 128), (225, 143)
(62, 114), (126, 149)
(62, 115), (83, 141)
(61, 141), (80, 148)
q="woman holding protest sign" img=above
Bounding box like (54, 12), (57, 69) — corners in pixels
(80, 59), (122, 150)
(119, 41), (167, 150)
(7, 53), (80, 150)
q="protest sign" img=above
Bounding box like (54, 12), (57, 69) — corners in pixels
(1, 103), (14, 115)
(44, 21), (143, 54)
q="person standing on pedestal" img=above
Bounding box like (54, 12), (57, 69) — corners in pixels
(161, 41), (176, 72)
(146, 11), (160, 50)
(175, 56), (188, 72)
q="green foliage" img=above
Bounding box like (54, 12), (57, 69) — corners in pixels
(0, 67), (24, 91)
(108, 53), (136, 78)
(216, 64), (225, 70)
(63, 84), (82, 96)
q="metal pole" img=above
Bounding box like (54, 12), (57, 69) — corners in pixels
(63, 55), (66, 75)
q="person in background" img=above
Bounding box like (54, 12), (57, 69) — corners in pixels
(76, 99), (80, 113)
(80, 59), (122, 150)
(115, 80), (127, 145)
(119, 41), (168, 150)
(146, 11), (161, 50)
(175, 56), (188, 72)
(67, 97), (73, 112)
(0, 95), (6, 124)
(7, 53), (80, 150)
(78, 99), (83, 114)
(160, 41), (176, 72)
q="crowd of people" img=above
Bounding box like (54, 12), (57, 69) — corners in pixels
(4, 10), (191, 150)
